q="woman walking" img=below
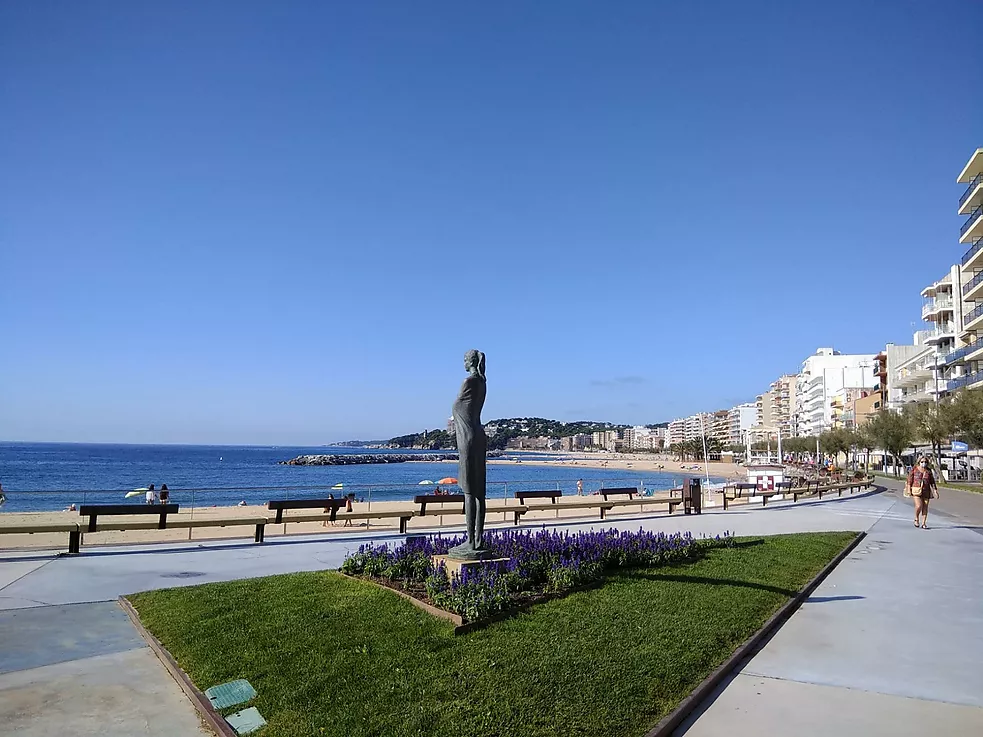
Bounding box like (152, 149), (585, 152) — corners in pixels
(906, 456), (939, 529)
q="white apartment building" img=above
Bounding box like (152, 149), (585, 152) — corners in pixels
(769, 375), (798, 437)
(947, 148), (983, 392)
(623, 426), (665, 451)
(667, 419), (686, 446)
(727, 403), (756, 447)
(796, 348), (876, 436)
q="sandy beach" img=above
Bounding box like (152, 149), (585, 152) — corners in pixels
(491, 451), (746, 481)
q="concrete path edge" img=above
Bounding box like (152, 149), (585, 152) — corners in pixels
(643, 529), (868, 737)
(118, 596), (236, 737)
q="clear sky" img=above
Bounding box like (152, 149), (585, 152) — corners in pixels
(1, 1), (981, 445)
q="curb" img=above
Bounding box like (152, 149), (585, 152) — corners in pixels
(643, 530), (867, 737)
(118, 596), (238, 737)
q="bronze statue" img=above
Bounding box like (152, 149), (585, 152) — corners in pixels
(447, 349), (488, 559)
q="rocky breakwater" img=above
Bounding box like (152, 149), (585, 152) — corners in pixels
(280, 453), (458, 466)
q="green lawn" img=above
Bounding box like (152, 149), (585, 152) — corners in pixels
(130, 532), (856, 737)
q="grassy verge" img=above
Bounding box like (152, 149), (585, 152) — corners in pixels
(130, 531), (856, 737)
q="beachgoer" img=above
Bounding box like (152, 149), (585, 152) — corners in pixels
(906, 456), (939, 529)
(159, 484), (169, 504)
(344, 495), (353, 526)
(64, 503), (77, 512)
(0, 482), (5, 507)
(323, 493), (336, 527)
(238, 500), (247, 507)
(145, 483), (156, 505)
(576, 479), (583, 496)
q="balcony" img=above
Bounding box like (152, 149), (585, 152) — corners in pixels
(960, 205), (983, 244)
(948, 370), (983, 392)
(924, 325), (957, 344)
(963, 237), (983, 271)
(964, 302), (983, 332)
(960, 172), (983, 215)
(944, 338), (981, 365)
(964, 269), (983, 302)
(922, 297), (954, 318)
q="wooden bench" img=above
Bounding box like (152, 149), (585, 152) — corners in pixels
(603, 494), (684, 516)
(512, 490), (563, 524)
(269, 498), (414, 534)
(79, 504), (179, 533)
(599, 487), (637, 501)
(0, 522), (82, 554)
(414, 494), (465, 516)
(722, 483), (760, 510)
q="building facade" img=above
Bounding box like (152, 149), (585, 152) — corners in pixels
(796, 348), (876, 436)
(946, 148), (983, 392)
(727, 402), (757, 447)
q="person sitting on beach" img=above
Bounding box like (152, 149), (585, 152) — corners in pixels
(145, 483), (156, 505)
(64, 503), (77, 512)
(238, 500), (247, 507)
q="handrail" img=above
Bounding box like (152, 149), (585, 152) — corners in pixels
(962, 237), (983, 266)
(959, 172), (983, 210)
(964, 269), (983, 296)
(961, 205), (983, 237)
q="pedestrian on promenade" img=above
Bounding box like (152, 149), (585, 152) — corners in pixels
(145, 483), (156, 505)
(159, 484), (169, 504)
(905, 456), (939, 529)
(344, 494), (353, 527)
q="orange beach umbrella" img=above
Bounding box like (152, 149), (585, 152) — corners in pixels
(437, 477), (458, 485)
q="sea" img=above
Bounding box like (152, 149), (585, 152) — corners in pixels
(0, 442), (721, 513)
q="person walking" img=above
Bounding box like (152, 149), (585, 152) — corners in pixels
(906, 456), (939, 529)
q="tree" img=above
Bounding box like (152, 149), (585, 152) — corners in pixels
(905, 400), (956, 463)
(819, 428), (854, 468)
(949, 389), (983, 449)
(854, 423), (876, 471)
(867, 410), (914, 476)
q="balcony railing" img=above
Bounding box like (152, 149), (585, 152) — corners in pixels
(962, 237), (983, 266)
(948, 371), (983, 392)
(965, 302), (983, 326)
(963, 269), (983, 297)
(943, 337), (983, 365)
(922, 298), (954, 317)
(960, 172), (983, 210)
(961, 205), (983, 238)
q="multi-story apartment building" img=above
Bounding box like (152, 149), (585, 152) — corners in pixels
(727, 402), (757, 447)
(769, 375), (798, 437)
(667, 419), (686, 447)
(946, 148), (983, 392)
(623, 426), (665, 450)
(755, 390), (776, 430)
(709, 409), (730, 444)
(560, 433), (593, 451)
(796, 348), (876, 436)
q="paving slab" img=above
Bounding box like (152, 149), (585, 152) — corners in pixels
(0, 601), (146, 675)
(0, 647), (210, 737)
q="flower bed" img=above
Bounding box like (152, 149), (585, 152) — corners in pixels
(341, 528), (733, 624)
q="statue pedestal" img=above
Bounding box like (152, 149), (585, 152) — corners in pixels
(433, 555), (510, 579)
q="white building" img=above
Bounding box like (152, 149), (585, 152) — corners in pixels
(727, 403), (757, 447)
(947, 148), (983, 392)
(796, 348), (876, 436)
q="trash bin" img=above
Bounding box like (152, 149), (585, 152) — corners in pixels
(683, 478), (702, 515)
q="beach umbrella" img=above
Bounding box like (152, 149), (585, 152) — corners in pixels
(418, 480), (435, 485)
(437, 477), (458, 485)
(331, 483), (345, 489)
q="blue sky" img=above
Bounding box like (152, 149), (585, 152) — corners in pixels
(1, 1), (980, 445)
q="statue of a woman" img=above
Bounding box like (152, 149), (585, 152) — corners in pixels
(447, 349), (488, 559)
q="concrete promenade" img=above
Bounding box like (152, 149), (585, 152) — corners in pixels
(1, 482), (980, 735)
(677, 478), (983, 736)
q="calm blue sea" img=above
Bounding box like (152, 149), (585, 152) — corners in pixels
(0, 443), (716, 513)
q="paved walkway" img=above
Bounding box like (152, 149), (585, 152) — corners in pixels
(676, 480), (983, 736)
(1, 483), (980, 735)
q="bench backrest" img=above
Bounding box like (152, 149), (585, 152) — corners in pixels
(414, 494), (465, 515)
(600, 487), (636, 500)
(515, 490), (562, 502)
(775, 481), (794, 491)
(79, 504), (179, 517)
(268, 499), (345, 512)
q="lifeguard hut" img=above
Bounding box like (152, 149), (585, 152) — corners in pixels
(744, 426), (786, 491)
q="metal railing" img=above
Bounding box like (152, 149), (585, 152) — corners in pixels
(948, 371), (983, 392)
(922, 298), (953, 317)
(961, 205), (983, 238)
(963, 269), (983, 297)
(0, 474), (726, 516)
(962, 237), (983, 266)
(959, 172), (983, 210)
(965, 302), (983, 327)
